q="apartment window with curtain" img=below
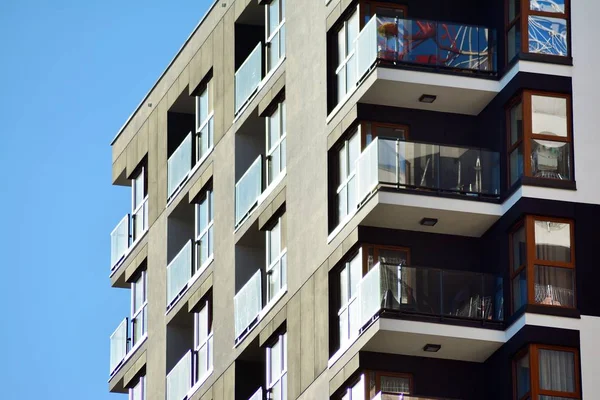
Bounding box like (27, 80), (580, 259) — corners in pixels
(196, 77), (214, 163)
(266, 100), (286, 187)
(507, 91), (572, 186)
(266, 213), (287, 304)
(266, 331), (287, 400)
(131, 270), (148, 347)
(195, 185), (214, 274)
(335, 128), (360, 226)
(506, 0), (570, 62)
(194, 296), (213, 385)
(339, 250), (362, 348)
(129, 375), (146, 400)
(513, 344), (580, 400)
(132, 165), (148, 242)
(335, 6), (359, 103)
(266, 0), (285, 72)
(510, 216), (575, 313)
(367, 371), (412, 398)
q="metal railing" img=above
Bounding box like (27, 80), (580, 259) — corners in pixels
(235, 43), (263, 114)
(110, 215), (130, 269)
(166, 350), (193, 400)
(109, 318), (129, 374)
(356, 137), (500, 204)
(235, 155), (263, 227)
(168, 132), (193, 199)
(359, 263), (504, 329)
(166, 240), (193, 306)
(234, 269), (263, 341)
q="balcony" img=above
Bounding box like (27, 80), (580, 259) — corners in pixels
(168, 132), (193, 200)
(166, 350), (192, 400)
(235, 44), (263, 115)
(109, 314), (147, 376)
(167, 240), (193, 308)
(235, 155), (263, 227)
(234, 269), (262, 344)
(110, 196), (149, 272)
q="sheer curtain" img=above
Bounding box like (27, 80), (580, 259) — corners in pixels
(380, 376), (410, 394)
(538, 349), (575, 393)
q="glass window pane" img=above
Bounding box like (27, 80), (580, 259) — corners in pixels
(507, 22), (521, 62)
(280, 23), (286, 58)
(539, 349), (575, 393)
(532, 95), (567, 137)
(340, 267), (349, 304)
(198, 199), (208, 234)
(530, 0), (565, 13)
(348, 133), (360, 175)
(347, 176), (356, 214)
(337, 68), (346, 101)
(268, 0), (279, 37)
(535, 266), (575, 307)
(510, 145), (524, 186)
(350, 375), (365, 400)
(268, 31), (280, 71)
(268, 107), (281, 150)
(347, 11), (359, 53)
(512, 270), (528, 311)
(375, 125), (407, 140)
(346, 54), (356, 93)
(270, 339), (282, 379)
(197, 305), (209, 343)
(512, 225), (527, 270)
(510, 101), (523, 146)
(133, 170), (145, 209)
(198, 88), (209, 127)
(269, 220), (281, 265)
(534, 220), (571, 262)
(338, 186), (348, 222)
(509, 0), (521, 21)
(339, 308), (349, 343)
(531, 140), (570, 180)
(280, 137), (286, 173)
(380, 376), (410, 394)
(515, 352), (531, 398)
(133, 274), (144, 311)
(268, 263), (280, 302)
(528, 16), (568, 56)
(349, 255), (362, 298)
(337, 26), (346, 64)
(268, 144), (281, 185)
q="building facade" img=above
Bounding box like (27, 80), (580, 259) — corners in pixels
(107, 0), (600, 399)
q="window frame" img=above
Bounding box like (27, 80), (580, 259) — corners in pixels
(506, 90), (573, 187)
(509, 215), (576, 313)
(194, 186), (214, 275)
(360, 0), (407, 27)
(362, 244), (411, 274)
(512, 344), (580, 400)
(193, 296), (213, 384)
(338, 249), (363, 347)
(129, 374), (146, 400)
(265, 0), (286, 71)
(335, 5), (359, 102)
(195, 78), (214, 164)
(130, 270), (148, 347)
(266, 213), (287, 303)
(361, 122), (409, 149)
(266, 331), (287, 400)
(371, 370), (413, 396)
(266, 100), (287, 187)
(335, 127), (361, 226)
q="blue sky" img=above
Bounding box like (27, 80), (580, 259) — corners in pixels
(0, 1), (212, 398)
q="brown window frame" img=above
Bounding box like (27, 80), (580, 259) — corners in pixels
(509, 215), (576, 313)
(371, 370), (413, 396)
(513, 344), (580, 400)
(361, 243), (411, 275)
(360, 0), (408, 28)
(505, 0), (571, 62)
(360, 121), (410, 150)
(506, 90), (573, 187)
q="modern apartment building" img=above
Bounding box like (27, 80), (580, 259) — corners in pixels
(106, 0), (600, 399)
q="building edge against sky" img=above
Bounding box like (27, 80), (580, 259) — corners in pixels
(107, 1), (600, 400)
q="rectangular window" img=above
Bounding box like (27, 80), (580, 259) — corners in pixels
(368, 371), (412, 398)
(132, 166), (149, 241)
(266, 214), (287, 303)
(131, 270), (148, 347)
(266, 100), (286, 186)
(336, 7), (359, 103)
(507, 91), (572, 186)
(361, 0), (407, 25)
(195, 186), (214, 274)
(340, 374), (365, 400)
(196, 78), (214, 163)
(266, 0), (285, 72)
(513, 344), (580, 400)
(194, 297), (213, 384)
(129, 375), (146, 400)
(267, 332), (287, 400)
(339, 250), (362, 347)
(336, 128), (360, 226)
(509, 216), (575, 313)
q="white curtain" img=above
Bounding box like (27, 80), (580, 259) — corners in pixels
(538, 349), (575, 393)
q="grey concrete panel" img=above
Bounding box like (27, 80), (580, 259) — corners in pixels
(300, 277), (315, 392)
(188, 272), (214, 313)
(286, 292), (302, 400)
(188, 162), (214, 203)
(211, 19), (226, 145)
(200, 34), (214, 83)
(126, 134), (139, 179)
(325, 3), (341, 32)
(189, 48), (204, 96)
(156, 99), (168, 211)
(148, 109), (159, 225)
(223, 364), (235, 400)
(313, 262), (329, 377)
(123, 350), (147, 389)
(112, 151), (128, 186)
(124, 244), (148, 283)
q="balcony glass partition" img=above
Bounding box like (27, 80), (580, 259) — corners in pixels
(248, 387), (263, 400)
(168, 132), (193, 199)
(359, 263), (503, 329)
(111, 214), (130, 269)
(167, 240), (193, 306)
(234, 269), (263, 340)
(235, 156), (263, 227)
(356, 15), (496, 81)
(235, 43), (263, 114)
(166, 350), (193, 400)
(356, 137), (500, 204)
(109, 318), (129, 373)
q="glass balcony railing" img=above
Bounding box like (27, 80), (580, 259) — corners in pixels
(109, 318), (129, 374)
(359, 263), (504, 329)
(373, 392), (459, 400)
(167, 240), (193, 307)
(356, 15), (496, 82)
(166, 350), (193, 400)
(235, 155), (263, 227)
(168, 132), (193, 199)
(235, 43), (263, 114)
(111, 215), (130, 269)
(356, 137), (500, 204)
(248, 387), (263, 400)
(234, 269), (263, 341)
(132, 197), (148, 243)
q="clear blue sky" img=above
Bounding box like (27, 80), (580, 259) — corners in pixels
(0, 1), (212, 398)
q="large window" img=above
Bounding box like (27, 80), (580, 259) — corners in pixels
(132, 165), (148, 241)
(266, 0), (285, 72)
(131, 270), (148, 347)
(336, 7), (359, 103)
(129, 375), (146, 400)
(266, 100), (286, 186)
(361, 0), (407, 26)
(194, 296), (213, 384)
(510, 216), (575, 313)
(267, 332), (287, 400)
(195, 186), (214, 274)
(266, 213), (287, 303)
(513, 345), (580, 400)
(336, 129), (360, 226)
(339, 371), (412, 400)
(339, 250), (362, 347)
(507, 91), (572, 186)
(506, 0), (570, 62)
(196, 78), (214, 163)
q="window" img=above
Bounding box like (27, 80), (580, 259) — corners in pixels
(507, 91), (572, 186)
(336, 7), (359, 103)
(509, 216), (575, 313)
(129, 375), (146, 400)
(196, 78), (214, 163)
(361, 0), (407, 25)
(132, 166), (148, 241)
(340, 374), (365, 400)
(367, 371), (412, 398)
(195, 186), (214, 273)
(131, 270), (147, 347)
(336, 128), (360, 226)
(194, 297), (213, 384)
(506, 0), (570, 62)
(266, 100), (286, 186)
(513, 345), (580, 400)
(266, 213), (287, 303)
(362, 122), (408, 148)
(266, 0), (285, 72)
(339, 251), (362, 347)
(267, 332), (287, 400)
